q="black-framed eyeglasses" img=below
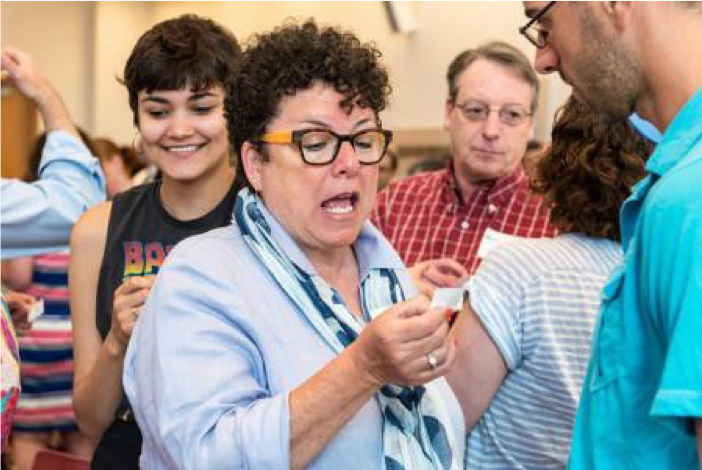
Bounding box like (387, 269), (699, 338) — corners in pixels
(454, 100), (532, 127)
(519, 1), (557, 49)
(255, 128), (393, 166)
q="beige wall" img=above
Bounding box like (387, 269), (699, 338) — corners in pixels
(1, 1), (570, 145)
(1, 1), (95, 132)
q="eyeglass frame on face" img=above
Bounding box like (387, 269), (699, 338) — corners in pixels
(254, 128), (393, 166)
(519, 1), (557, 49)
(453, 100), (532, 127)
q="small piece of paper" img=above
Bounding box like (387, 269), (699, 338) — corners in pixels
(27, 299), (44, 323)
(430, 287), (465, 312)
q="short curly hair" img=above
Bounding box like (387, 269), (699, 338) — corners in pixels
(122, 14), (241, 127)
(225, 19), (391, 189)
(533, 96), (650, 241)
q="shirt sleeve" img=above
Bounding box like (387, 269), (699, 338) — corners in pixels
(467, 243), (526, 371)
(0, 294), (19, 452)
(123, 238), (290, 470)
(645, 172), (702, 425)
(1, 130), (105, 260)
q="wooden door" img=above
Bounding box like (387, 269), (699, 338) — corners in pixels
(1, 77), (37, 179)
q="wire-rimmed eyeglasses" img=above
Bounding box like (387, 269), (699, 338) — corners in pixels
(455, 100), (532, 127)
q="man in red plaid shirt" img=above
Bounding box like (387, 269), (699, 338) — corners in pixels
(371, 41), (557, 296)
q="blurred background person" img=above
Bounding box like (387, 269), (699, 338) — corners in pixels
(91, 138), (145, 198)
(377, 147), (398, 190)
(69, 15), (242, 469)
(372, 41), (557, 297)
(522, 138), (544, 181)
(2, 295), (22, 451)
(0, 47), (105, 261)
(2, 131), (100, 470)
(447, 96), (650, 469)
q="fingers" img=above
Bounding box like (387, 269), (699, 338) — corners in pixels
(397, 304), (451, 342)
(411, 258), (467, 293)
(110, 276), (155, 344)
(0, 48), (27, 79)
(432, 258), (469, 278)
(7, 292), (36, 308)
(422, 258), (467, 288)
(114, 275), (155, 297)
(396, 334), (456, 386)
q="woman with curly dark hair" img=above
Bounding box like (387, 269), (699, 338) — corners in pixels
(124, 20), (464, 470)
(447, 95), (650, 470)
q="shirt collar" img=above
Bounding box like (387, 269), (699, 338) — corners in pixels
(646, 86), (702, 177)
(258, 201), (405, 279)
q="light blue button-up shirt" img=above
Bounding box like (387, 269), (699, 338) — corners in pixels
(1, 130), (105, 259)
(569, 87), (702, 469)
(123, 203), (465, 470)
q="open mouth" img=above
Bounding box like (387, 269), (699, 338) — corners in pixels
(321, 192), (359, 215)
(163, 143), (207, 153)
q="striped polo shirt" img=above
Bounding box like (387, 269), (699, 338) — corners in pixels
(465, 233), (621, 470)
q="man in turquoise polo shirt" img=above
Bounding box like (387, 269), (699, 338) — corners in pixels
(519, 2), (702, 469)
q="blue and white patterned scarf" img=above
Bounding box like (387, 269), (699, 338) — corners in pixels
(234, 189), (459, 470)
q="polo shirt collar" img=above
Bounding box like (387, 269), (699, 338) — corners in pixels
(646, 86), (702, 177)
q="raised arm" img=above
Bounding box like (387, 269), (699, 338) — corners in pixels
(1, 47), (104, 260)
(1, 47), (78, 138)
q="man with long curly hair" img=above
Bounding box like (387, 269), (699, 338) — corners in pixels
(447, 96), (650, 469)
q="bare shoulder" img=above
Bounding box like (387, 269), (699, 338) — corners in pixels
(70, 200), (112, 253)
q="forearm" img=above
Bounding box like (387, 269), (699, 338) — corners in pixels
(1, 133), (104, 260)
(290, 344), (379, 470)
(0, 258), (33, 291)
(32, 79), (79, 139)
(73, 332), (127, 440)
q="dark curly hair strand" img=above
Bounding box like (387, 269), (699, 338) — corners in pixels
(225, 19), (391, 189)
(533, 96), (650, 241)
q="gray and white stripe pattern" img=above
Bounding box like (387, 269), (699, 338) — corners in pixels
(466, 234), (622, 470)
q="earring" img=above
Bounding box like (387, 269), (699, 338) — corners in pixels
(132, 132), (144, 160)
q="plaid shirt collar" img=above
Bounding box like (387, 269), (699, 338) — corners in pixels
(443, 162), (528, 208)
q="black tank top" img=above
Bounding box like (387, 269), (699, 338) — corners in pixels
(95, 180), (237, 339)
(91, 180), (237, 469)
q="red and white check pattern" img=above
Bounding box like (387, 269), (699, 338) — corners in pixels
(371, 166), (558, 276)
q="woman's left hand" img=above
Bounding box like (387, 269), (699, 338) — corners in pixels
(348, 296), (456, 388)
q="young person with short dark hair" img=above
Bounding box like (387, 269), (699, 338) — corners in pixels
(69, 15), (241, 469)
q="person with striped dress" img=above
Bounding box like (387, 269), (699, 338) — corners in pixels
(1, 295), (21, 450)
(2, 252), (94, 470)
(446, 96), (651, 469)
